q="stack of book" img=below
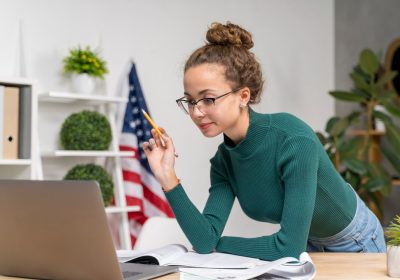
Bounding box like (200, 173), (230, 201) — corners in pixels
(0, 85), (31, 160)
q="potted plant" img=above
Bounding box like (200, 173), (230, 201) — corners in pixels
(63, 45), (108, 94)
(386, 215), (400, 277)
(64, 163), (114, 207)
(60, 110), (112, 150)
(317, 48), (400, 220)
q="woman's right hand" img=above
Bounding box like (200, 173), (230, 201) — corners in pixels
(142, 128), (180, 191)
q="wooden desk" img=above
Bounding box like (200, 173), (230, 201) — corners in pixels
(0, 253), (391, 280)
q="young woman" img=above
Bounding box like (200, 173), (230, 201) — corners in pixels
(142, 22), (386, 261)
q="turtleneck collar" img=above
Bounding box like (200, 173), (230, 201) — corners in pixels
(222, 107), (270, 157)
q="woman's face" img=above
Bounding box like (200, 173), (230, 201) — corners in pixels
(183, 63), (244, 138)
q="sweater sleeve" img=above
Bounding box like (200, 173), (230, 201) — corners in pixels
(216, 136), (319, 260)
(165, 156), (235, 253)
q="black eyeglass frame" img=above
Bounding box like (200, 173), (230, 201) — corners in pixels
(176, 87), (243, 114)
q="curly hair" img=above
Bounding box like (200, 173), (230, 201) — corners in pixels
(184, 22), (264, 104)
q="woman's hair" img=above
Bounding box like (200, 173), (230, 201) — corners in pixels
(184, 22), (264, 104)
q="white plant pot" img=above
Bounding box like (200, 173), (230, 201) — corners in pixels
(387, 245), (400, 277)
(71, 73), (95, 94)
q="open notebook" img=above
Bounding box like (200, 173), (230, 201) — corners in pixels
(118, 244), (316, 280)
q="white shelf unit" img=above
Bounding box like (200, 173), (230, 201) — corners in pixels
(0, 77), (38, 179)
(37, 91), (139, 249)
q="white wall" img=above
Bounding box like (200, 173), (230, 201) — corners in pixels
(0, 0), (334, 238)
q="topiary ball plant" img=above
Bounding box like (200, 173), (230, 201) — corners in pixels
(60, 110), (112, 150)
(64, 163), (114, 206)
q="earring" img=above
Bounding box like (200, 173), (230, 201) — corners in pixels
(239, 103), (246, 108)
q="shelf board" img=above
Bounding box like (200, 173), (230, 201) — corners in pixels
(38, 91), (127, 105)
(105, 206), (140, 214)
(0, 77), (36, 86)
(0, 159), (32, 165)
(41, 150), (135, 157)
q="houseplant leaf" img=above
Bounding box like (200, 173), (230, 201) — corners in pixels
(342, 170), (361, 190)
(368, 162), (392, 179)
(359, 49), (380, 76)
(346, 111), (362, 124)
(353, 88), (371, 99)
(382, 99), (400, 118)
(345, 159), (368, 175)
(329, 118), (348, 137)
(329, 91), (367, 103)
(363, 177), (387, 192)
(373, 109), (393, 124)
(377, 71), (398, 87)
(381, 145), (400, 174)
(350, 72), (369, 90)
(339, 138), (363, 160)
(325, 117), (340, 134)
(386, 123), (400, 158)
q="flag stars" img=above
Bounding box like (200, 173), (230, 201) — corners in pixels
(132, 107), (139, 114)
(135, 119), (141, 125)
(130, 85), (135, 91)
(130, 96), (137, 103)
(129, 121), (136, 129)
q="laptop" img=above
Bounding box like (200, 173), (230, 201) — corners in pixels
(0, 180), (177, 280)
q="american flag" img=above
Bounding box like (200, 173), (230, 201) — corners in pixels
(119, 63), (174, 247)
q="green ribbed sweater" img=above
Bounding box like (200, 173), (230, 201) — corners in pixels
(165, 109), (356, 261)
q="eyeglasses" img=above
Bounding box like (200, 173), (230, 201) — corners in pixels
(176, 87), (242, 115)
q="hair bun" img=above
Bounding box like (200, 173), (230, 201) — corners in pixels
(206, 22), (254, 50)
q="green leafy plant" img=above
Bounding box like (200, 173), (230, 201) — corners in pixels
(317, 48), (400, 219)
(386, 215), (400, 246)
(63, 46), (108, 78)
(64, 163), (114, 206)
(60, 110), (112, 150)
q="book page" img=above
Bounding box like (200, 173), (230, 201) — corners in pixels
(117, 244), (188, 265)
(167, 251), (266, 268)
(180, 256), (311, 280)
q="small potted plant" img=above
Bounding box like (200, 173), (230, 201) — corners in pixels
(63, 45), (108, 94)
(386, 215), (400, 277)
(64, 163), (114, 207)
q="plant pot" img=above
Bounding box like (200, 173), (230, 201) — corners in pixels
(71, 73), (95, 94)
(387, 245), (400, 277)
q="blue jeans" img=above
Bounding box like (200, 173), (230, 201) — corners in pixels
(307, 190), (386, 253)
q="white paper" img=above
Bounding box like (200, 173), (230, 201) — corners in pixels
(179, 253), (316, 280)
(168, 251), (265, 268)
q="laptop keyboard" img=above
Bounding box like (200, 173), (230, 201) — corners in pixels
(122, 271), (142, 279)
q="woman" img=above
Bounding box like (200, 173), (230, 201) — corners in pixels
(142, 22), (386, 261)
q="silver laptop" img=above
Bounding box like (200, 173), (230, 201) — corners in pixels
(0, 180), (177, 280)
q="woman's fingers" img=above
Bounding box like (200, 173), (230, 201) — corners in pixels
(150, 129), (164, 147)
(158, 128), (178, 157)
(142, 142), (151, 155)
(142, 138), (156, 153)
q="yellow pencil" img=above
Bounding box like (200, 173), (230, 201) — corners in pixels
(141, 109), (178, 157)
(142, 109), (163, 136)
